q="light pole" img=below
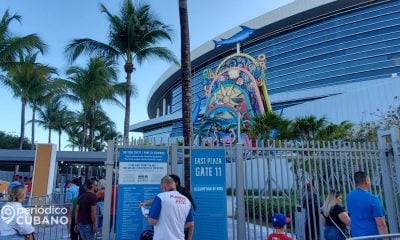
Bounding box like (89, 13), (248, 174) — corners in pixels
(237, 111), (242, 144)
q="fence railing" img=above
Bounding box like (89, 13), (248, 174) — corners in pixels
(349, 233), (400, 239)
(105, 134), (400, 240)
(25, 203), (70, 240)
(3, 127), (400, 240)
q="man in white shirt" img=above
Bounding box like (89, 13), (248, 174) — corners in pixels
(148, 176), (194, 240)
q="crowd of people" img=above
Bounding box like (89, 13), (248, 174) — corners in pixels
(7, 175), (32, 195)
(64, 176), (108, 240)
(64, 174), (195, 240)
(0, 170), (391, 240)
(269, 171), (389, 240)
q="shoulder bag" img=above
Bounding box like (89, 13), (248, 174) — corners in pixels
(328, 211), (350, 239)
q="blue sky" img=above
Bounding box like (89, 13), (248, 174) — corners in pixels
(0, 0), (293, 149)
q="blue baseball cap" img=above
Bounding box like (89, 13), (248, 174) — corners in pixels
(272, 213), (291, 228)
(8, 181), (22, 190)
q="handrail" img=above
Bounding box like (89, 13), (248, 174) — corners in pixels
(349, 233), (400, 239)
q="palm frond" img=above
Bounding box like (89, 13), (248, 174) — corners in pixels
(65, 38), (120, 63)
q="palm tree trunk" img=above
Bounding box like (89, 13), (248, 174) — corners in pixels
(48, 128), (51, 143)
(31, 104), (36, 150)
(82, 114), (87, 151)
(124, 62), (134, 144)
(58, 130), (62, 151)
(89, 102), (96, 151)
(179, 0), (193, 187)
(19, 98), (27, 150)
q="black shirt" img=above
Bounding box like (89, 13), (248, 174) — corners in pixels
(325, 204), (346, 229)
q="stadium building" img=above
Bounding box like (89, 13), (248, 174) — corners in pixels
(130, 0), (400, 145)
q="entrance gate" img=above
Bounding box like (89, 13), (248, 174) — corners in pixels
(102, 127), (400, 240)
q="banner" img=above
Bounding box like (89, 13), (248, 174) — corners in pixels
(191, 148), (227, 240)
(116, 148), (168, 240)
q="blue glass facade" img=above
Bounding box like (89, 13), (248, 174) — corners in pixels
(134, 0), (400, 139)
(262, 0), (400, 94)
(176, 0), (400, 113)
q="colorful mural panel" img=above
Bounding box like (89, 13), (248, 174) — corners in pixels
(194, 53), (271, 146)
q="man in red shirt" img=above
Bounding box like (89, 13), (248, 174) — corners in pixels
(267, 213), (292, 240)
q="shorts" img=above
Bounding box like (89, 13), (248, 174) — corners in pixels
(78, 224), (95, 240)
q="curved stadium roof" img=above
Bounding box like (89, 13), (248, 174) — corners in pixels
(145, 0), (357, 117)
(131, 0), (400, 132)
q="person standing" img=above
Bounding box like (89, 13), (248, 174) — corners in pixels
(26, 177), (32, 194)
(346, 171), (388, 237)
(75, 179), (98, 240)
(169, 174), (196, 240)
(0, 185), (35, 240)
(7, 176), (21, 193)
(267, 213), (292, 240)
(96, 178), (105, 237)
(65, 179), (80, 240)
(320, 190), (350, 240)
(302, 183), (320, 240)
(140, 174), (196, 240)
(148, 176), (194, 240)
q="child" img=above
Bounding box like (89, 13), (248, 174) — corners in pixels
(267, 213), (292, 240)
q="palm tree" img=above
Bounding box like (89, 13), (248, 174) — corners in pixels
(64, 122), (81, 151)
(65, 0), (178, 142)
(27, 68), (60, 149)
(178, 0), (192, 187)
(64, 108), (119, 151)
(53, 105), (72, 151)
(291, 115), (327, 141)
(34, 96), (66, 144)
(0, 10), (46, 69)
(90, 107), (120, 151)
(63, 57), (124, 150)
(249, 111), (293, 141)
(1, 51), (55, 149)
(316, 120), (353, 141)
(64, 110), (86, 151)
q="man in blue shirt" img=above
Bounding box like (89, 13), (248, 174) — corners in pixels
(65, 180), (79, 202)
(346, 171), (388, 237)
(65, 179), (80, 240)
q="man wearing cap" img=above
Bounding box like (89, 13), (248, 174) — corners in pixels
(7, 176), (21, 192)
(267, 213), (292, 240)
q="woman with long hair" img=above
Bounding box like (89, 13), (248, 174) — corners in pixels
(168, 174), (196, 211)
(0, 185), (35, 240)
(320, 190), (351, 240)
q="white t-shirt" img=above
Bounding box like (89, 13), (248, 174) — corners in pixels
(149, 190), (194, 240)
(0, 202), (35, 236)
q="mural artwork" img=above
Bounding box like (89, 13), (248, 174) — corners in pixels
(193, 52), (272, 146)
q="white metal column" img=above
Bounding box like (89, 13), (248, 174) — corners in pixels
(377, 127), (400, 233)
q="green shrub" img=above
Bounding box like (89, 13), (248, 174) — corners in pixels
(245, 196), (297, 225)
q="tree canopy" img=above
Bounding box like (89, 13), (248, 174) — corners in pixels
(0, 131), (31, 149)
